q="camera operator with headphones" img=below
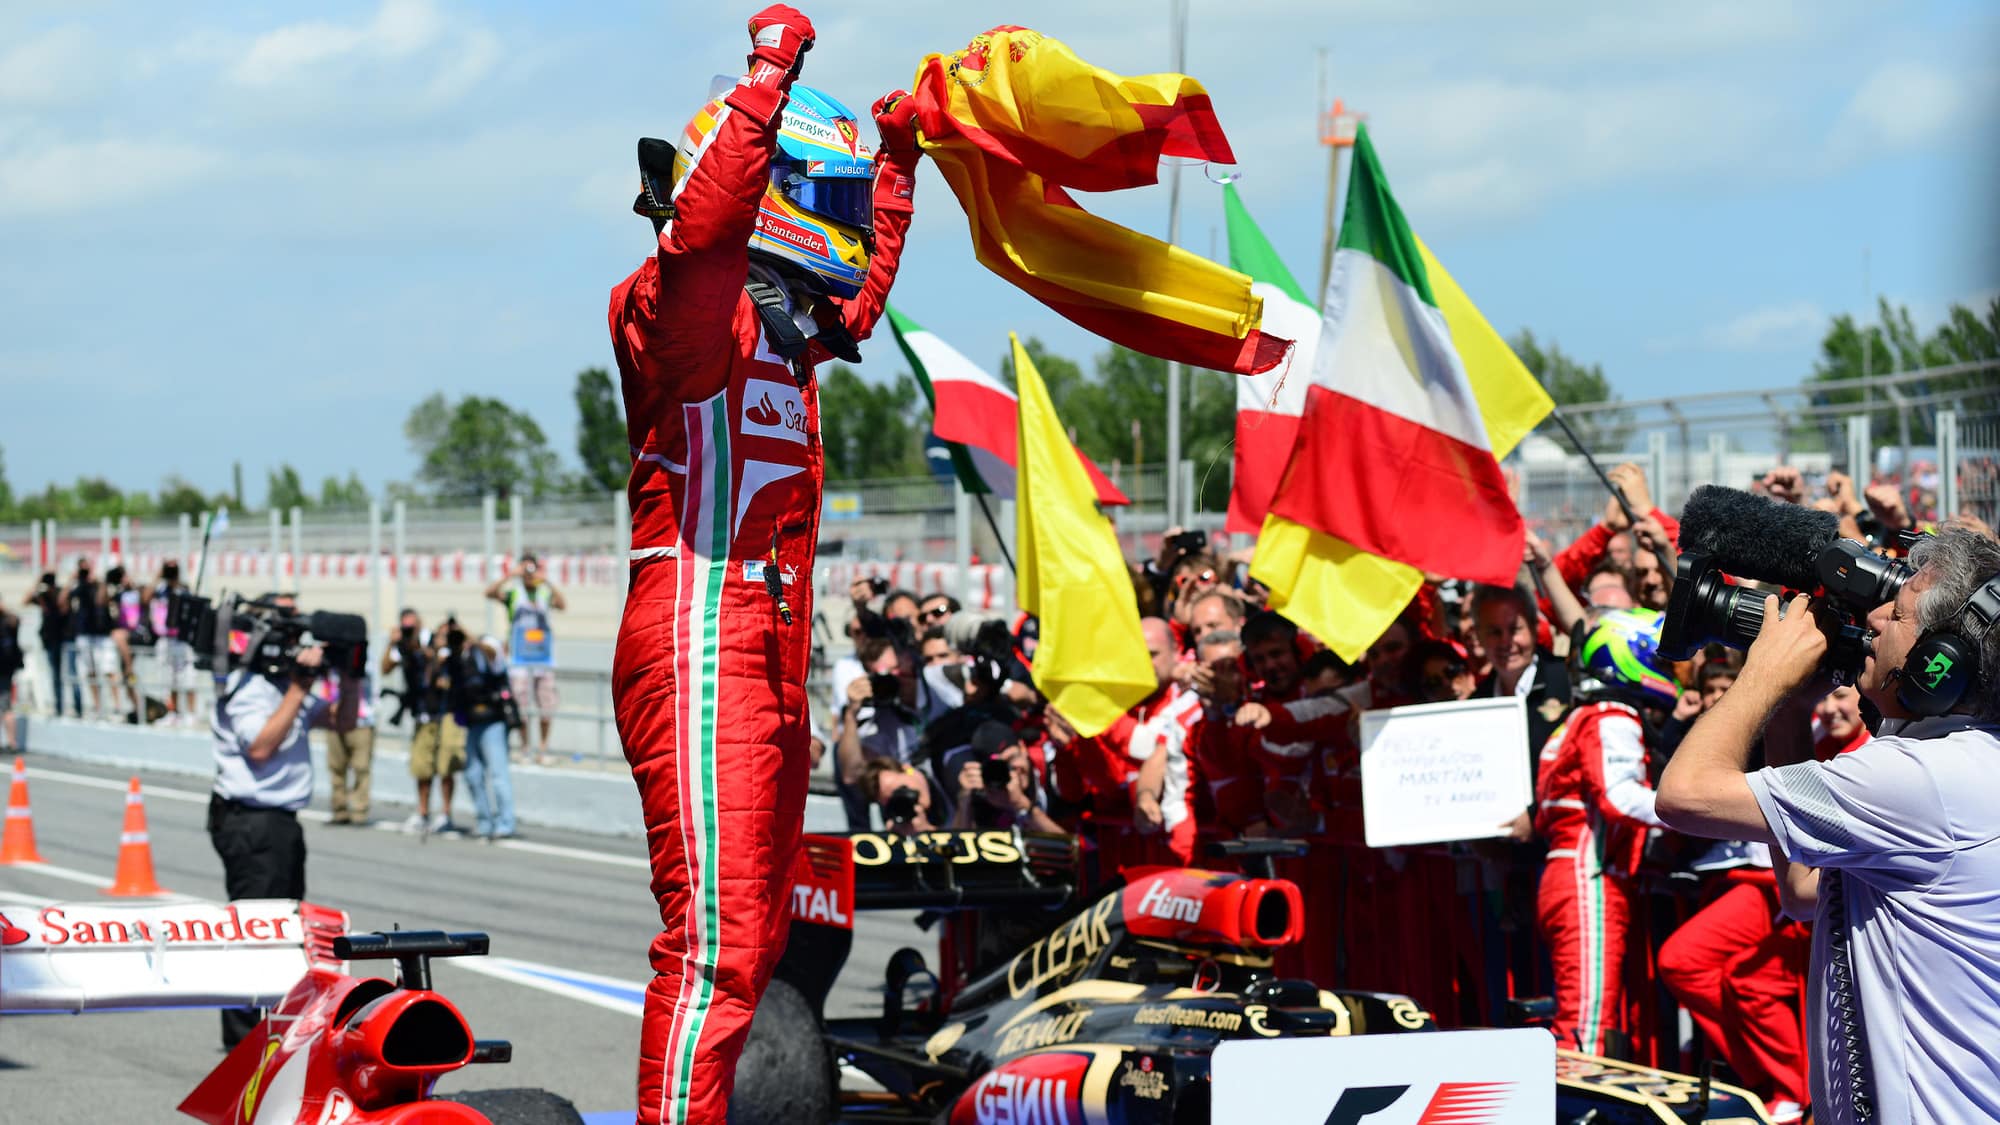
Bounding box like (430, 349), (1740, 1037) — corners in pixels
(208, 603), (346, 1050)
(1659, 524), (2000, 1123)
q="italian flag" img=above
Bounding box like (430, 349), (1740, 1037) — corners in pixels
(887, 306), (1129, 505)
(1266, 124), (1522, 585)
(1222, 183), (1322, 534)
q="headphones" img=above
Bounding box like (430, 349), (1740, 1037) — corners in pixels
(1896, 572), (2000, 717)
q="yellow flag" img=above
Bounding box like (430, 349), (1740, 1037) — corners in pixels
(1012, 333), (1156, 736)
(1250, 236), (1553, 661)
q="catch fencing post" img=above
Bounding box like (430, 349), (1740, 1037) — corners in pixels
(1707, 433), (1728, 491)
(954, 482), (973, 605)
(116, 515), (131, 568)
(1938, 409), (1959, 521)
(1645, 432), (1668, 509)
(177, 513), (192, 572)
(269, 509), (282, 583)
(1846, 415), (1872, 480)
(99, 517), (112, 573)
(614, 490), (631, 622)
(368, 501), (384, 639)
(29, 520), (41, 576)
(510, 495), (524, 564)
(392, 501), (407, 623)
(289, 507), (303, 591)
(481, 493), (498, 637)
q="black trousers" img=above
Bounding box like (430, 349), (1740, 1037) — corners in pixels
(207, 795), (306, 1048)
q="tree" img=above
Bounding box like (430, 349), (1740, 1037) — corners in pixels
(818, 364), (929, 482)
(403, 393), (562, 501)
(1509, 329), (1631, 451)
(157, 477), (232, 517)
(0, 445), (13, 521)
(574, 367), (629, 493)
(318, 472), (370, 509)
(1807, 297), (2000, 454)
(267, 464), (312, 512)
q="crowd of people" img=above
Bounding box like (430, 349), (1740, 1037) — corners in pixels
(0, 551), (571, 841)
(820, 460), (1997, 1124)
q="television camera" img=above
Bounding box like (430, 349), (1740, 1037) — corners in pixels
(1660, 484), (1920, 682)
(168, 591), (370, 682)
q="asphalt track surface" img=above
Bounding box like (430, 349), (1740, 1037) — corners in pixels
(0, 754), (917, 1125)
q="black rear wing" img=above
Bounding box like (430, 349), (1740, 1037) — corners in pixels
(778, 829), (1078, 1015)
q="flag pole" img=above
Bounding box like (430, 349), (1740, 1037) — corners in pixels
(1546, 408), (1640, 527)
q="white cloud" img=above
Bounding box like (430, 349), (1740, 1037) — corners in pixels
(1830, 61), (1991, 156)
(0, 136), (217, 216)
(228, 0), (482, 95)
(1648, 300), (1826, 353)
(0, 25), (94, 104)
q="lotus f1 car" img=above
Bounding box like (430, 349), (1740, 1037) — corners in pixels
(735, 832), (1777, 1125)
(0, 897), (581, 1124)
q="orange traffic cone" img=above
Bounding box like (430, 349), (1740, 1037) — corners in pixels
(103, 777), (166, 897)
(0, 757), (46, 864)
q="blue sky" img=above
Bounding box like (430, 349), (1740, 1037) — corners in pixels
(1, 0), (1995, 503)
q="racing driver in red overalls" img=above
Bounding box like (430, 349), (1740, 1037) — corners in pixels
(606, 7), (918, 1121)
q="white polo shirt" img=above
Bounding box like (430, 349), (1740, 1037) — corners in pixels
(1747, 716), (2000, 1124)
(212, 672), (325, 811)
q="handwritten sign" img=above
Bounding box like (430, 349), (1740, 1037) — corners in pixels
(1360, 696), (1532, 848)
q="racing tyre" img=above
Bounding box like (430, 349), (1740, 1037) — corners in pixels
(438, 1087), (587, 1124)
(729, 978), (834, 1125)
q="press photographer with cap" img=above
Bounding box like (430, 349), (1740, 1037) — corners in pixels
(1658, 523), (2000, 1123)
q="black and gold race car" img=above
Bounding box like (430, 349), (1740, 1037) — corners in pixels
(731, 830), (1773, 1125)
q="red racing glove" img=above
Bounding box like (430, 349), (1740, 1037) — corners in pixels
(870, 89), (919, 215)
(747, 4), (814, 77)
(872, 89), (920, 157)
(728, 5), (814, 125)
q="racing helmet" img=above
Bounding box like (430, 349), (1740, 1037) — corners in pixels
(1574, 608), (1681, 708)
(672, 83), (875, 299)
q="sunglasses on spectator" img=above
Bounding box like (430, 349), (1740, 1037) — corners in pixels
(922, 606), (951, 621)
(1174, 569), (1218, 590)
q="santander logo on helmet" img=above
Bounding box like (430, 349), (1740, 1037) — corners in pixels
(675, 81), (875, 299)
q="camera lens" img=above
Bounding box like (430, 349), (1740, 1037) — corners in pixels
(1660, 555), (1767, 660)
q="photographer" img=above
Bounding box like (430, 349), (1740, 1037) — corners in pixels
(946, 720), (1061, 834)
(857, 756), (943, 835)
(209, 635), (334, 1048)
(0, 595), (21, 750)
(1658, 524), (2000, 1122)
(835, 635), (920, 785)
(381, 610), (465, 834)
(27, 572), (76, 717)
(145, 561), (201, 724)
(454, 631), (518, 841)
(486, 552), (565, 765)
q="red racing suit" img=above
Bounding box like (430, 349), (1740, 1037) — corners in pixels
(605, 41), (915, 1125)
(1075, 685), (1204, 877)
(1533, 699), (1663, 1055)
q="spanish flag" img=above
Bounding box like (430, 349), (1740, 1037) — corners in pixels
(1012, 332), (1156, 736)
(912, 27), (1290, 376)
(1250, 128), (1553, 661)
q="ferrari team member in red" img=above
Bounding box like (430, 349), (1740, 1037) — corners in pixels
(1075, 618), (1204, 878)
(1534, 609), (1678, 1056)
(606, 8), (918, 1121)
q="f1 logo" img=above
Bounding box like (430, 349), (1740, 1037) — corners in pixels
(1324, 1082), (1515, 1125)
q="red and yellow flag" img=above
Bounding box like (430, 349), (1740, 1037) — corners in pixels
(912, 27), (1290, 376)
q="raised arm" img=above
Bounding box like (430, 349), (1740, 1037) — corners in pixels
(810, 89), (920, 357)
(612, 6), (815, 399)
